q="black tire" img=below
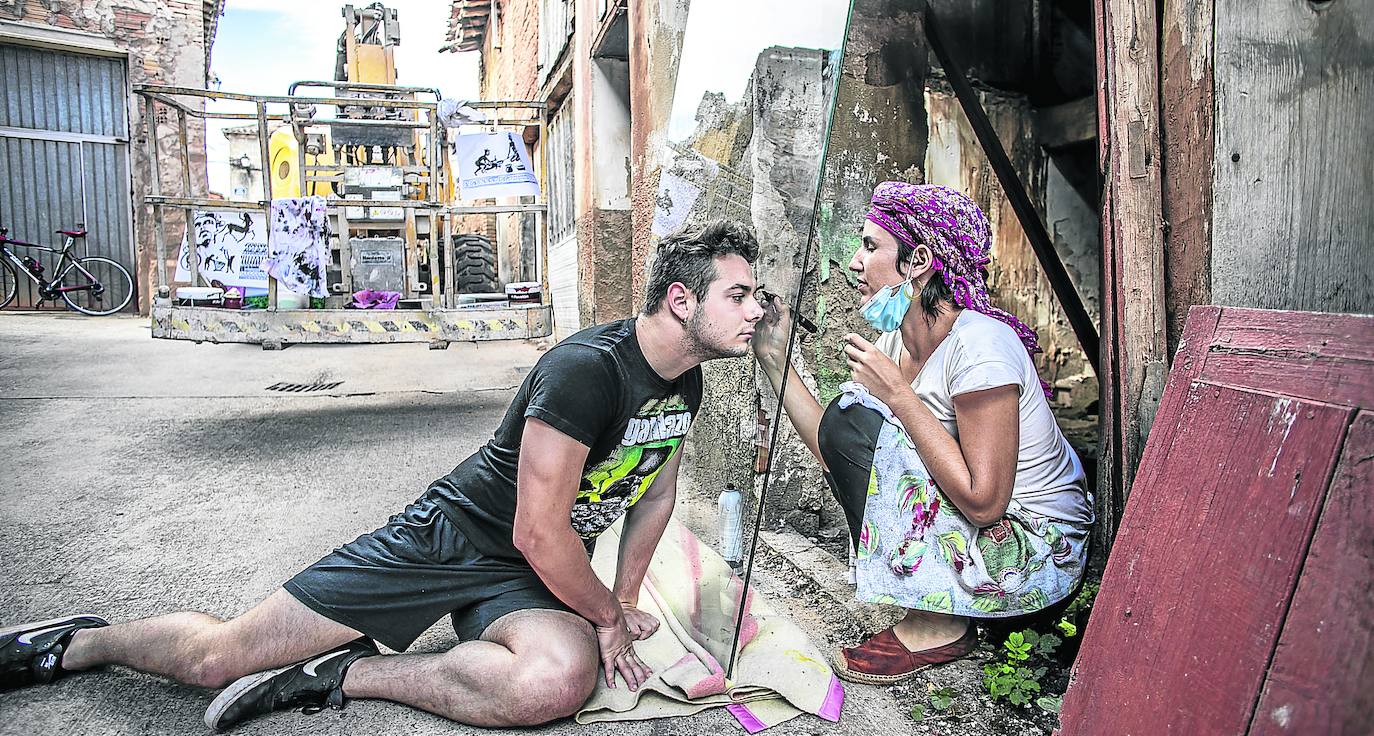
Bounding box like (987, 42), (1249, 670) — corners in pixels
(0, 258), (16, 309)
(452, 234), (498, 294)
(59, 256), (135, 316)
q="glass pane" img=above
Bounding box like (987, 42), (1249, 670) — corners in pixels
(652, 0), (854, 675)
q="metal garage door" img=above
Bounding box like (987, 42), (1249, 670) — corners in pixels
(0, 42), (134, 310)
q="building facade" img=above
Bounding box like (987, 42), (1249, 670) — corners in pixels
(0, 0), (220, 313)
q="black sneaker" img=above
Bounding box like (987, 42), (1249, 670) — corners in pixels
(0, 614), (109, 691)
(203, 637), (377, 731)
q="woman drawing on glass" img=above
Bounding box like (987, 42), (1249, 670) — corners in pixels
(751, 182), (1092, 684)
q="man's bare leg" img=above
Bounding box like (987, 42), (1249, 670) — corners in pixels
(341, 608), (600, 727)
(60, 589), (363, 689)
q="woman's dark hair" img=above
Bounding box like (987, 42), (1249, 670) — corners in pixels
(895, 238), (955, 320)
(642, 220), (760, 315)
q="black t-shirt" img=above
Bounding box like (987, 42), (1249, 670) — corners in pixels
(427, 318), (703, 559)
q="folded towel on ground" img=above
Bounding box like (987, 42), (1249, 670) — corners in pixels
(577, 519), (845, 732)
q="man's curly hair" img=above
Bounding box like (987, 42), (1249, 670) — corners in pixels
(642, 220), (760, 315)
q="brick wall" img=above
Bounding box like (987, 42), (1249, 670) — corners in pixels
(479, 0), (541, 101)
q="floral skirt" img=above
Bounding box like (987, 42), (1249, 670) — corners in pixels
(854, 421), (1088, 617)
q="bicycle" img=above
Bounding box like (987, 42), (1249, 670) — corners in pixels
(0, 224), (135, 316)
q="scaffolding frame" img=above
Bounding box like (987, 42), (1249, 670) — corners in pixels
(135, 84), (552, 348)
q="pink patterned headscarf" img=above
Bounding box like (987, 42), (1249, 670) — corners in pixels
(866, 182), (1050, 395)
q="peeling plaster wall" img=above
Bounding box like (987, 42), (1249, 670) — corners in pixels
(3, 0), (215, 313)
(628, 0), (688, 305)
(592, 58), (632, 210)
(758, 0), (931, 546)
(813, 0), (928, 407)
(477, 0), (541, 102)
(577, 57), (634, 324)
(654, 43), (844, 535)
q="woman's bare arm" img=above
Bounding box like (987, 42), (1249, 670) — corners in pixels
(751, 300), (827, 468)
(844, 333), (1019, 526)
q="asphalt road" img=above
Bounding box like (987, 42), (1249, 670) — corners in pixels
(0, 313), (913, 736)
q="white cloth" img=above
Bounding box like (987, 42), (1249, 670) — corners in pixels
(264, 197), (330, 298)
(873, 310), (1092, 525)
(436, 98), (487, 128)
(836, 381), (903, 429)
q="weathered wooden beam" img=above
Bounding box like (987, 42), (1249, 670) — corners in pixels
(1098, 0), (1168, 525)
(1092, 0), (1122, 559)
(1035, 95), (1097, 149)
(1160, 0), (1214, 357)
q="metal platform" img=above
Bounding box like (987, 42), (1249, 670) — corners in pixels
(151, 303), (552, 347)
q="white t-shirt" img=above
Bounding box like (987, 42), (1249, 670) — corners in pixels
(875, 310), (1093, 525)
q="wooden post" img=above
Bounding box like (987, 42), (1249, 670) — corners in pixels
(1096, 0), (1168, 547)
(1159, 0), (1215, 356)
(1210, 0), (1374, 316)
(174, 108), (199, 289)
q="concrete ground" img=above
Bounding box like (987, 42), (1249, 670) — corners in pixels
(0, 312), (918, 736)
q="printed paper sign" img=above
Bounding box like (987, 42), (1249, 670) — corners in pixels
(176, 210), (269, 293)
(452, 131), (540, 200)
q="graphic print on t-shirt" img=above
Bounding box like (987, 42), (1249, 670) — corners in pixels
(570, 394), (693, 539)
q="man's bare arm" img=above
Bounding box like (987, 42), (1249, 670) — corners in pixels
(612, 449), (681, 616)
(513, 417), (651, 689)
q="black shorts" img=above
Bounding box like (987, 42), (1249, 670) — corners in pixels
(283, 495), (570, 651)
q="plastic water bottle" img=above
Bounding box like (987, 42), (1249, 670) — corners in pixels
(718, 483), (744, 573)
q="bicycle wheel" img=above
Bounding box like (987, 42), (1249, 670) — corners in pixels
(59, 256), (135, 316)
(0, 258), (17, 309)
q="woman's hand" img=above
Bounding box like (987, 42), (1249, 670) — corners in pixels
(750, 295), (793, 369)
(843, 333), (909, 406)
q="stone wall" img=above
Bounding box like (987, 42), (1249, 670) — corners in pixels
(765, 0), (931, 546)
(2, 0), (216, 313)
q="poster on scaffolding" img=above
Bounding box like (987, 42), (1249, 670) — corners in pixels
(175, 210), (270, 294)
(452, 131), (540, 200)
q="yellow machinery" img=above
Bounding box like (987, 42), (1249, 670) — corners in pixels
(135, 2), (553, 347)
(268, 127), (335, 198)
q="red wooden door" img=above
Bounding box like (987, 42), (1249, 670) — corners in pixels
(1059, 307), (1374, 734)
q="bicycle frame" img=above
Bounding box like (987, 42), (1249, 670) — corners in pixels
(0, 234), (101, 297)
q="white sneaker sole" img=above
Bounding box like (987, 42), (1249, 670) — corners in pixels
(203, 664), (295, 731)
(0, 614), (107, 640)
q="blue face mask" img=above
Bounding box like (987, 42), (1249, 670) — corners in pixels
(860, 279), (915, 332)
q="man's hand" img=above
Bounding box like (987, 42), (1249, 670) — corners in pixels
(620, 602), (660, 641)
(595, 619), (653, 690)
